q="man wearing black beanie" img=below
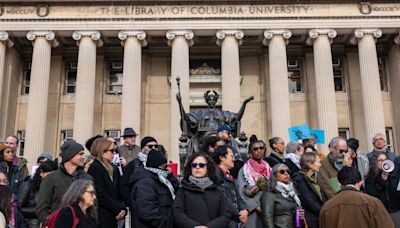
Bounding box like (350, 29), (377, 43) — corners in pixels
(119, 136), (159, 210)
(37, 140), (93, 223)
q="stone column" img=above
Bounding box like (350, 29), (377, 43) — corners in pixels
(24, 31), (58, 166)
(352, 28), (385, 151)
(263, 30), (291, 141)
(0, 32), (13, 133)
(166, 30), (193, 165)
(308, 29), (338, 152)
(118, 31), (147, 136)
(216, 29), (244, 111)
(72, 31), (102, 145)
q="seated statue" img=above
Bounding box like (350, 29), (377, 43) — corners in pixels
(176, 89), (253, 164)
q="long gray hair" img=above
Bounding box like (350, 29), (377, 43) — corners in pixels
(60, 179), (97, 221)
(267, 163), (290, 192)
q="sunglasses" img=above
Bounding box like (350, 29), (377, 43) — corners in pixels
(253, 146), (265, 151)
(191, 163), (207, 168)
(279, 169), (291, 175)
(339, 149), (348, 154)
(147, 144), (159, 149)
(106, 149), (116, 153)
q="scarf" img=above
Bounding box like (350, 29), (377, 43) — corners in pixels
(271, 151), (285, 162)
(276, 181), (301, 207)
(188, 176), (214, 190)
(145, 167), (176, 199)
(285, 153), (301, 169)
(243, 159), (272, 187)
(138, 151), (148, 166)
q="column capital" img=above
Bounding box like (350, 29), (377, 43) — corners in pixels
(393, 32), (400, 45)
(166, 29), (194, 47)
(306, 29), (337, 45)
(118, 30), (147, 47)
(0, 31), (14, 48)
(262, 29), (292, 46)
(26, 31), (58, 47)
(216, 29), (244, 46)
(72, 31), (103, 47)
(351, 28), (382, 44)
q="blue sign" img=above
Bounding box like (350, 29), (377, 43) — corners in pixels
(288, 124), (311, 141)
(310, 129), (325, 144)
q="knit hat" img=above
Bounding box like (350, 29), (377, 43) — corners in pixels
(146, 149), (167, 168)
(286, 141), (300, 154)
(60, 140), (84, 162)
(38, 152), (53, 161)
(217, 124), (232, 133)
(141, 136), (158, 149)
(347, 138), (359, 152)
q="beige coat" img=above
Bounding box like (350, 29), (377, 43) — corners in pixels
(319, 186), (394, 228)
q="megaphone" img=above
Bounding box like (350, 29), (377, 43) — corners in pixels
(382, 159), (395, 173)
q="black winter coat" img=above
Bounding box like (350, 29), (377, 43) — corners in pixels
(55, 205), (97, 228)
(87, 159), (126, 228)
(131, 166), (179, 228)
(292, 172), (325, 228)
(17, 180), (38, 218)
(0, 161), (21, 194)
(265, 153), (284, 169)
(285, 159), (300, 178)
(216, 167), (246, 225)
(365, 174), (400, 213)
(173, 179), (230, 228)
(119, 158), (143, 209)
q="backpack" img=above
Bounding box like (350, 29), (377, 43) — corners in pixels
(45, 205), (79, 228)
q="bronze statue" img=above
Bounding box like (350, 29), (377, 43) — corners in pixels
(176, 77), (254, 161)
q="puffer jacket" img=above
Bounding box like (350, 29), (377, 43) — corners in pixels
(131, 166), (179, 228)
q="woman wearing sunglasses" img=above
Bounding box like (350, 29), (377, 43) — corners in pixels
(87, 138), (126, 228)
(55, 179), (97, 228)
(173, 152), (230, 228)
(236, 135), (271, 228)
(261, 163), (304, 228)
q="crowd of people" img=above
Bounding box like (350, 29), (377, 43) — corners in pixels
(0, 126), (400, 228)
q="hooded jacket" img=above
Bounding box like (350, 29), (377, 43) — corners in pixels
(36, 164), (93, 222)
(131, 166), (179, 228)
(173, 179), (230, 228)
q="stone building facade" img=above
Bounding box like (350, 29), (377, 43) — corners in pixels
(0, 0), (399, 168)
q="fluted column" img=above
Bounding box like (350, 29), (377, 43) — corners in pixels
(352, 28), (385, 151)
(166, 29), (193, 165)
(216, 29), (243, 111)
(24, 31), (58, 166)
(0, 32), (13, 135)
(308, 29), (338, 153)
(263, 30), (291, 141)
(118, 31), (147, 137)
(72, 31), (102, 145)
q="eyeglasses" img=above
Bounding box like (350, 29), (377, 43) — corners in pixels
(85, 190), (96, 196)
(191, 163), (207, 168)
(147, 144), (159, 149)
(253, 146), (265, 151)
(338, 149), (348, 154)
(0, 179), (9, 186)
(279, 169), (291, 175)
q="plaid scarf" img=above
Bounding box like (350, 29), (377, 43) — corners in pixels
(145, 167), (176, 199)
(276, 181), (301, 207)
(243, 159), (272, 187)
(138, 152), (148, 166)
